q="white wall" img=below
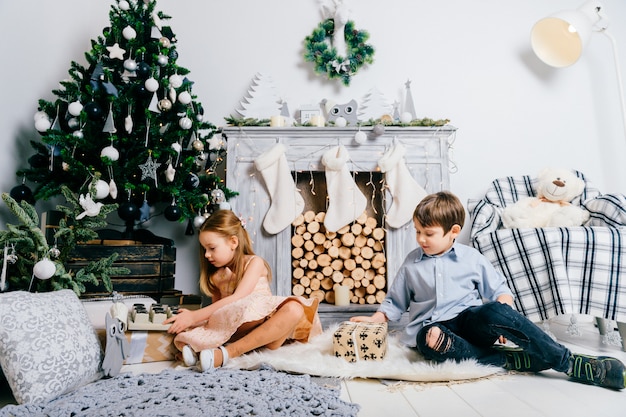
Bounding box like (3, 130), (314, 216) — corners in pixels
(1, 0), (625, 294)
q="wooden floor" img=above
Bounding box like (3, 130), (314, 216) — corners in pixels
(338, 315), (626, 417)
(2, 316), (625, 415)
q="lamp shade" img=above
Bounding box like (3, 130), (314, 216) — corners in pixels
(531, 1), (603, 67)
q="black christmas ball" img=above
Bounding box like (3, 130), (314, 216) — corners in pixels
(136, 62), (152, 79)
(183, 173), (200, 190)
(164, 204), (182, 221)
(28, 153), (48, 169)
(169, 49), (179, 61)
(118, 202), (140, 221)
(10, 184), (35, 204)
(84, 102), (103, 121)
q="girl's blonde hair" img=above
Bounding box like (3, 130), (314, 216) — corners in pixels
(197, 210), (271, 296)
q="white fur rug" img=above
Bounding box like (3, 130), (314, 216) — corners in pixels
(227, 325), (504, 382)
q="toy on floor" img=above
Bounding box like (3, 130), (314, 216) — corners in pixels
(102, 311), (129, 377)
(127, 303), (179, 331)
(502, 168), (590, 228)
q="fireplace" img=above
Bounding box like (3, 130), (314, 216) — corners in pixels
(224, 126), (455, 319)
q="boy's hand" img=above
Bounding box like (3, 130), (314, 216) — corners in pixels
(350, 311), (387, 323)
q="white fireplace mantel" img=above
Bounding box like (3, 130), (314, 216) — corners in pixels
(223, 126), (456, 301)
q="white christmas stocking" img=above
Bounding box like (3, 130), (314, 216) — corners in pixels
(322, 145), (367, 232)
(378, 142), (427, 228)
(254, 143), (304, 234)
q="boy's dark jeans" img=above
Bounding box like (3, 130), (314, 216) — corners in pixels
(416, 301), (571, 372)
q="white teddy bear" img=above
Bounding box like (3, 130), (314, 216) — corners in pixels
(502, 168), (590, 228)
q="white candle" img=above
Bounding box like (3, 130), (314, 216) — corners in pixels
(309, 115), (325, 127)
(270, 115), (285, 127)
(334, 285), (350, 306)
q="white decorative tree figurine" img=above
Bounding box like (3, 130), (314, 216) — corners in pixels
(358, 88), (393, 122)
(235, 73), (282, 120)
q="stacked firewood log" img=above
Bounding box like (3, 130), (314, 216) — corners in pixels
(291, 211), (387, 305)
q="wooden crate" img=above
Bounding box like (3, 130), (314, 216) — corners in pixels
(68, 242), (176, 299)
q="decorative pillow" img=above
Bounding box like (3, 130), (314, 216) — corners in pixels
(0, 290), (103, 404)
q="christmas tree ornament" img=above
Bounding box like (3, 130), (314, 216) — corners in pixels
(77, 193), (104, 219)
(164, 203), (182, 221)
(109, 178), (118, 199)
(106, 43), (126, 60)
(183, 172), (200, 190)
(165, 163), (176, 182)
(33, 258), (56, 280)
(169, 74), (183, 88)
(34, 110), (48, 121)
(139, 151), (161, 185)
(148, 92), (161, 113)
(67, 117), (80, 130)
(118, 0), (130, 11)
(84, 101), (103, 120)
(192, 139), (204, 152)
(193, 214), (206, 228)
(158, 99), (172, 111)
(136, 61), (151, 79)
(159, 37), (171, 48)
(139, 199), (150, 222)
(354, 129), (367, 144)
(35, 117), (51, 132)
(123, 58), (137, 71)
(118, 201), (139, 221)
(125, 106), (133, 133)
(122, 26), (136, 40)
(7, 244), (18, 264)
(29, 153), (48, 168)
(372, 124), (385, 136)
(378, 142), (427, 228)
(185, 218), (195, 235)
(168, 86), (177, 102)
(178, 91), (192, 105)
(145, 77), (159, 92)
(101, 145), (120, 161)
(178, 116), (192, 130)
(73, 130), (84, 139)
(400, 112), (413, 124)
(321, 145), (367, 232)
(207, 135), (222, 150)
(94, 179), (110, 199)
(48, 244), (61, 259)
(169, 49), (179, 61)
(103, 104), (117, 133)
(10, 184), (35, 204)
(68, 101), (83, 116)
(157, 54), (168, 66)
(253, 143), (304, 234)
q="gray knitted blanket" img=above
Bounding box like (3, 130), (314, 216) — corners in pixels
(0, 366), (359, 417)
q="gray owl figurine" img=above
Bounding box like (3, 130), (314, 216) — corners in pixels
(102, 312), (130, 377)
(327, 99), (358, 126)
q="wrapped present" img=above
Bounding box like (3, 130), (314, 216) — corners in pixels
(333, 321), (387, 362)
(97, 329), (175, 364)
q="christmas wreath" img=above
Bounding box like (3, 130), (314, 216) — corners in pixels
(304, 19), (374, 86)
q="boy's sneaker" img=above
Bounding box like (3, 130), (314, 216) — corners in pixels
(568, 354), (626, 390)
(497, 346), (546, 373)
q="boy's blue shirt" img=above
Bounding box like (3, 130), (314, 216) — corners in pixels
(379, 241), (514, 347)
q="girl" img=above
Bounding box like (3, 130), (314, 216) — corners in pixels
(164, 209), (322, 372)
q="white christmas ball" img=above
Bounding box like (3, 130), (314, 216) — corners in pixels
(354, 130), (367, 144)
(334, 116), (347, 127)
(179, 117), (193, 130)
(67, 117), (80, 129)
(33, 258), (56, 280)
(178, 91), (192, 105)
(157, 54), (168, 66)
(400, 112), (413, 124)
(169, 74), (183, 88)
(118, 0), (130, 11)
(124, 59), (137, 71)
(122, 26), (136, 40)
(68, 101), (83, 116)
(73, 130), (84, 139)
(171, 142), (182, 153)
(34, 111), (48, 121)
(196, 114), (203, 122)
(101, 145), (120, 161)
(35, 118), (51, 132)
(193, 215), (206, 228)
(94, 180), (110, 199)
(219, 202), (231, 210)
(145, 77), (159, 92)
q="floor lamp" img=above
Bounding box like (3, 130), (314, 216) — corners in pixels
(530, 0), (626, 140)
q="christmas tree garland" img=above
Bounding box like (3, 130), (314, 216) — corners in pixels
(304, 19), (374, 86)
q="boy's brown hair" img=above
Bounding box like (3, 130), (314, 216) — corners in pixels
(412, 191), (465, 233)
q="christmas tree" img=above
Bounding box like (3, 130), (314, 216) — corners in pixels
(17, 0), (235, 237)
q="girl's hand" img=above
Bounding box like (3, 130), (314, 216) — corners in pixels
(164, 308), (197, 334)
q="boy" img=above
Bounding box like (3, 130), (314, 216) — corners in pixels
(351, 191), (626, 389)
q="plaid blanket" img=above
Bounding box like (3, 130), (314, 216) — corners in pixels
(468, 171), (626, 322)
